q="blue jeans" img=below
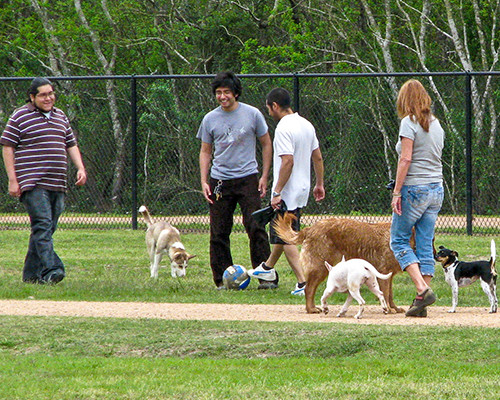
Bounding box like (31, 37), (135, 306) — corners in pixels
(20, 187), (65, 283)
(390, 183), (444, 276)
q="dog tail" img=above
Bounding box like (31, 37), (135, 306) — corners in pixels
(271, 213), (307, 245)
(138, 205), (154, 227)
(363, 260), (392, 280)
(490, 239), (497, 277)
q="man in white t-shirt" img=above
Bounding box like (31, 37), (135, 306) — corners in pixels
(247, 88), (325, 295)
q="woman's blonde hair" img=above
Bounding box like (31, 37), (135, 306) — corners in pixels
(396, 79), (432, 132)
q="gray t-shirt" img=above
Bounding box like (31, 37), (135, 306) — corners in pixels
(396, 115), (444, 185)
(197, 102), (268, 180)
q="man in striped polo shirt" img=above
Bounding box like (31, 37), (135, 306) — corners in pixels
(1, 77), (87, 284)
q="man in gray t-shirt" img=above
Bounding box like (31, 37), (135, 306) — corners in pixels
(197, 72), (273, 288)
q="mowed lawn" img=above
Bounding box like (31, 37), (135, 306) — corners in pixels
(0, 229), (498, 399)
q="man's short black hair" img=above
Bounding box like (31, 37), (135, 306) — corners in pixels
(27, 77), (53, 102)
(266, 87), (291, 109)
(211, 71), (242, 99)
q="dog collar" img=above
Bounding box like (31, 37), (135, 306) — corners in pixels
(443, 260), (459, 273)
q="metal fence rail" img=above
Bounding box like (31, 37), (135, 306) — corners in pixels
(0, 72), (499, 235)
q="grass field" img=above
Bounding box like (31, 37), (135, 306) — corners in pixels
(0, 229), (499, 399)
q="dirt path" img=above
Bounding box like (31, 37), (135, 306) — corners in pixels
(0, 299), (498, 328)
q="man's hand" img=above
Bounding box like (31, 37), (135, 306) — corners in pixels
(313, 185), (325, 202)
(258, 176), (267, 199)
(75, 168), (87, 186)
(270, 194), (281, 209)
(202, 182), (213, 204)
(8, 180), (20, 197)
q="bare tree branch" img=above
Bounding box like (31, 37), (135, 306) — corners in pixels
(30, 0), (71, 76)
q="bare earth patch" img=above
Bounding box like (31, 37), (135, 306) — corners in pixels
(0, 300), (498, 328)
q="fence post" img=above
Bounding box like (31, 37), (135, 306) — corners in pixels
(465, 72), (473, 235)
(131, 75), (138, 229)
(293, 73), (300, 113)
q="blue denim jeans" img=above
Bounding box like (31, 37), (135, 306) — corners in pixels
(20, 187), (65, 283)
(390, 183), (444, 276)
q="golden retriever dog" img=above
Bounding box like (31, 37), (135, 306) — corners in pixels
(273, 214), (415, 314)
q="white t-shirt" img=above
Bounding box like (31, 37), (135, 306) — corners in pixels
(272, 113), (319, 210)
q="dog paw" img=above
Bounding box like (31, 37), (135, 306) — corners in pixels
(354, 314), (362, 319)
(322, 307), (329, 315)
(306, 307), (322, 314)
(447, 309), (456, 313)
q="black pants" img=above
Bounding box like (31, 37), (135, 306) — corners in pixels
(209, 174), (270, 286)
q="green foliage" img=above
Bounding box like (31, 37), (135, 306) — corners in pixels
(138, 80), (206, 214)
(1, 1), (499, 76)
(0, 1), (499, 221)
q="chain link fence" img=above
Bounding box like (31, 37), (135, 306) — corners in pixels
(0, 73), (499, 234)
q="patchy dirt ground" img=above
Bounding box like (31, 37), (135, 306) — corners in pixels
(0, 299), (498, 328)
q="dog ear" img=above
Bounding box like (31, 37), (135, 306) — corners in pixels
(187, 254), (197, 260)
(324, 261), (332, 272)
(438, 245), (445, 250)
(452, 250), (459, 257)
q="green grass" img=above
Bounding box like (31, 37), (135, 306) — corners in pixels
(0, 229), (499, 399)
(0, 230), (498, 307)
(0, 317), (498, 399)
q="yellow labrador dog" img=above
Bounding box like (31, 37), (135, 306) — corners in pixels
(139, 206), (196, 279)
(273, 214), (416, 314)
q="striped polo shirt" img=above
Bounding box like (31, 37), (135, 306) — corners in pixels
(1, 103), (77, 193)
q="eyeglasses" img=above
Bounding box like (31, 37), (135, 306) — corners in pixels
(35, 91), (56, 99)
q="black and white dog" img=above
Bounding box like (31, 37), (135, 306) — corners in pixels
(435, 240), (497, 313)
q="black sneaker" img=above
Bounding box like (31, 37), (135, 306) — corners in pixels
(405, 288), (436, 317)
(258, 282), (278, 290)
(257, 269), (279, 289)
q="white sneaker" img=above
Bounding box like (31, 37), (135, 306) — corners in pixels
(291, 283), (306, 296)
(247, 262), (277, 281)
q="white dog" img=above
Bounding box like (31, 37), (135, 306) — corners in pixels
(139, 205), (196, 279)
(320, 257), (392, 319)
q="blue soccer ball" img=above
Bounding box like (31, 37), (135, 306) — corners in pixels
(223, 264), (251, 290)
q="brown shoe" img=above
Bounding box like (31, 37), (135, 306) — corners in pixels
(406, 289), (436, 317)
